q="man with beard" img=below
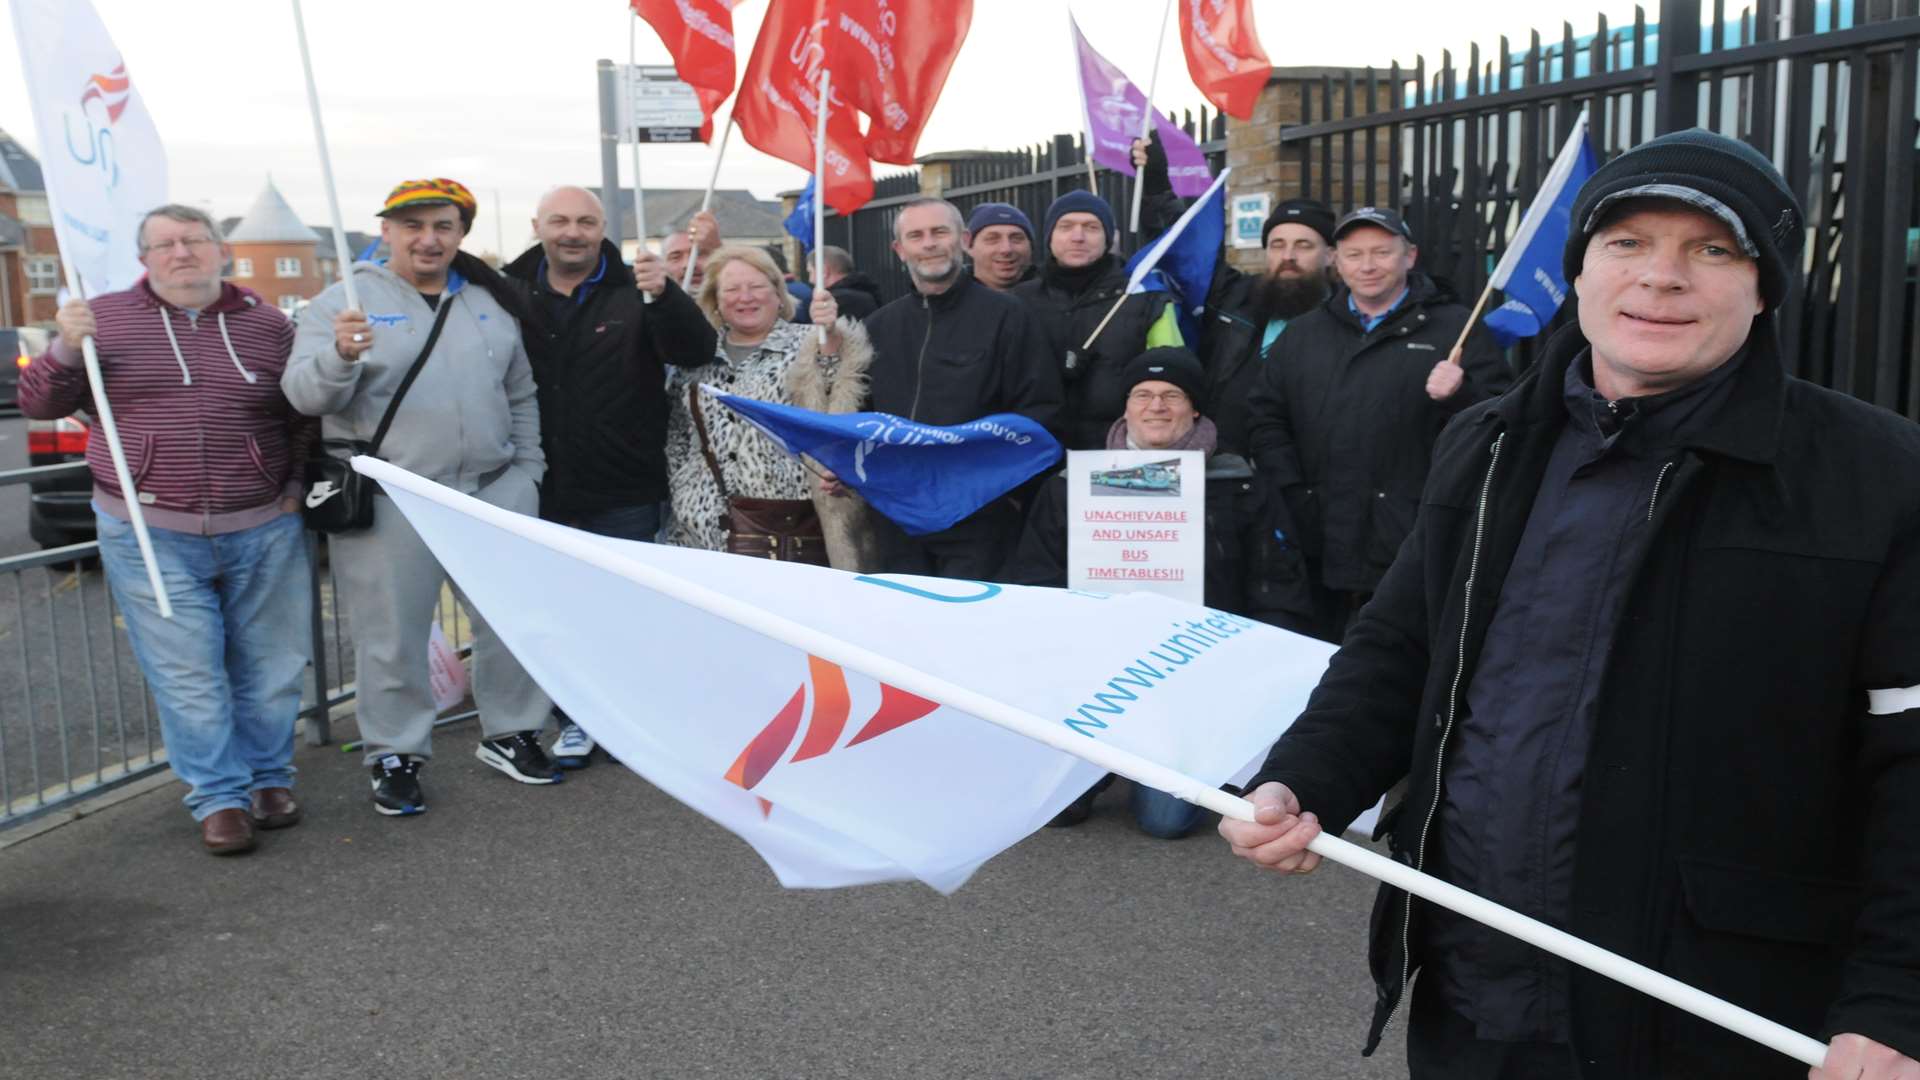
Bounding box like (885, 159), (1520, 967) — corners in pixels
(1013, 191), (1182, 450)
(1133, 135), (1335, 454)
(964, 202), (1037, 291)
(813, 197), (1061, 578)
(504, 185), (714, 767)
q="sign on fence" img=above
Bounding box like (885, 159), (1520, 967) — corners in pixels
(1231, 191), (1270, 249)
(1066, 450), (1205, 604)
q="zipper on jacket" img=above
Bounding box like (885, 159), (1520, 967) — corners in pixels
(1382, 430), (1505, 1037)
(1647, 460), (1676, 523)
(907, 294), (933, 421)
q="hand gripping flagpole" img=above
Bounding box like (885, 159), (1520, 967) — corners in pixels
(1129, 0), (1175, 236)
(683, 119), (736, 293)
(291, 0), (360, 318)
(629, 11), (655, 305)
(357, 451), (1831, 1072)
(813, 66), (830, 348)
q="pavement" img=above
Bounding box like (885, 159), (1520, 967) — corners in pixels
(0, 710), (1410, 1080)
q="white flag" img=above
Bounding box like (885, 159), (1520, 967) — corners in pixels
(356, 457), (1336, 894)
(8, 0), (169, 294)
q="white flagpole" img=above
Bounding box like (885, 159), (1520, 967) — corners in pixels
(682, 117), (735, 293)
(1129, 0), (1175, 235)
(43, 188), (172, 619)
(353, 451), (1827, 1070)
(814, 67), (829, 347)
(291, 0), (360, 316)
(628, 13), (654, 305)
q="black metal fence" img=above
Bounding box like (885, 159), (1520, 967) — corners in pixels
(1280, 0), (1920, 416)
(822, 112), (1229, 303)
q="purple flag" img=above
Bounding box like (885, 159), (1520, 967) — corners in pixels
(1071, 16), (1213, 198)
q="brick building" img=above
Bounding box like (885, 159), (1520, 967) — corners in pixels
(0, 129), (63, 327)
(223, 178), (322, 315)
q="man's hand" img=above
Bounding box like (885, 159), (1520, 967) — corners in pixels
(689, 210), (721, 254)
(333, 309), (373, 361)
(1218, 781), (1323, 874)
(817, 468), (847, 498)
(280, 495), (300, 515)
(1131, 137), (1149, 169)
(55, 299), (96, 347)
(634, 249), (668, 297)
(1811, 1034), (1920, 1079)
(1426, 348), (1466, 401)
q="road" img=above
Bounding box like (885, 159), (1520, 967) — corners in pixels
(0, 718), (1410, 1080)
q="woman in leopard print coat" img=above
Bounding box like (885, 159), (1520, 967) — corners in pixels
(664, 245), (877, 569)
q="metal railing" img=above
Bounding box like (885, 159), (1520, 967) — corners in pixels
(0, 461), (476, 829)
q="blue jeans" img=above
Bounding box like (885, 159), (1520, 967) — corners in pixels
(96, 509), (312, 820)
(1130, 782), (1206, 839)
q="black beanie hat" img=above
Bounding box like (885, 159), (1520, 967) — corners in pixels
(1262, 198), (1336, 247)
(1042, 190), (1117, 257)
(1121, 347), (1207, 413)
(1564, 128), (1803, 307)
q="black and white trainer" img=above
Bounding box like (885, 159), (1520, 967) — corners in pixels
(370, 755), (426, 816)
(476, 731), (564, 785)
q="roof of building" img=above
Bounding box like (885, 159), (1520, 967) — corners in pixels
(224, 179), (320, 244)
(592, 187), (786, 242)
(0, 129), (44, 192)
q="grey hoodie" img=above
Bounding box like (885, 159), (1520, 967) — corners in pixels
(282, 261), (544, 493)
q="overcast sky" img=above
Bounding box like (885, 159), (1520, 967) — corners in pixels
(0, 0), (1645, 258)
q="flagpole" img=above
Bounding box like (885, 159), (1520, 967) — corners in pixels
(1445, 281), (1495, 364)
(291, 0), (360, 316)
(682, 117), (735, 292)
(628, 12), (655, 305)
(814, 67), (829, 348)
(354, 450), (1831, 1072)
(43, 189), (173, 619)
(1129, 0), (1175, 236)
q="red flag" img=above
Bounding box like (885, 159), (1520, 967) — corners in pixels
(1177, 0), (1271, 121)
(632, 0), (742, 141)
(734, 0), (874, 214)
(826, 0), (973, 165)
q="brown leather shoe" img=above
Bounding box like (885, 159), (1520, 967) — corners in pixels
(249, 787), (301, 829)
(200, 808), (256, 855)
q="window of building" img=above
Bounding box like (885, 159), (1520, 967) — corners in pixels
(275, 256), (302, 278)
(15, 195), (51, 226)
(277, 295), (302, 315)
(232, 257), (253, 278)
(25, 256), (59, 294)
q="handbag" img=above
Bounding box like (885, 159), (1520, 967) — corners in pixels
(688, 384), (829, 564)
(303, 298), (456, 533)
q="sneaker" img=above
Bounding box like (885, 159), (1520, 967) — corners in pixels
(476, 731), (564, 785)
(551, 722), (596, 770)
(370, 755), (426, 816)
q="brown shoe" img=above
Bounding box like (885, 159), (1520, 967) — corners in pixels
(200, 808), (256, 855)
(249, 787), (301, 829)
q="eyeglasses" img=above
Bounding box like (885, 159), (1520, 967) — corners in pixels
(1127, 389), (1190, 407)
(141, 236), (217, 254)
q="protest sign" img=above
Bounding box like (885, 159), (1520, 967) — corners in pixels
(1066, 450), (1205, 604)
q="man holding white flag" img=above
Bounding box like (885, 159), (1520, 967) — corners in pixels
(1223, 130), (1920, 1078)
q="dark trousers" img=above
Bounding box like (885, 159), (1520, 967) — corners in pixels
(1406, 976), (1580, 1080)
(875, 500), (1019, 581)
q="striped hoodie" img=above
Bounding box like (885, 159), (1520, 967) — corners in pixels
(17, 279), (315, 535)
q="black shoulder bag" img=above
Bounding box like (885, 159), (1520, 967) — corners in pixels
(302, 298), (456, 533)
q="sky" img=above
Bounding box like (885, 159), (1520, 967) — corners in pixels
(0, 0), (1648, 259)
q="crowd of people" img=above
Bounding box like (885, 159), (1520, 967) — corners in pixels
(15, 125), (1920, 1077)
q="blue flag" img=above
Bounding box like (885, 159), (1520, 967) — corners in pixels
(709, 388), (1062, 536)
(1124, 169), (1231, 345)
(784, 177), (816, 254)
(1484, 110), (1600, 345)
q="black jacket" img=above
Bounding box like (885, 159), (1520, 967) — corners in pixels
(505, 239), (716, 517)
(1003, 451), (1319, 632)
(1013, 255), (1176, 450)
(1245, 273), (1511, 593)
(1250, 320), (1920, 1076)
(829, 272), (884, 321)
(862, 271), (1062, 432)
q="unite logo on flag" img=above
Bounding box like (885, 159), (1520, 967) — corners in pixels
(724, 655), (939, 816)
(68, 60), (132, 185)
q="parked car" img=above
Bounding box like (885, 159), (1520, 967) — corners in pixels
(1, 326), (48, 415)
(27, 410), (94, 549)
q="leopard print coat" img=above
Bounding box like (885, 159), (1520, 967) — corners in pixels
(664, 318), (875, 569)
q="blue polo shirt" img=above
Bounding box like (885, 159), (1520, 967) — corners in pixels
(1347, 286), (1408, 332)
